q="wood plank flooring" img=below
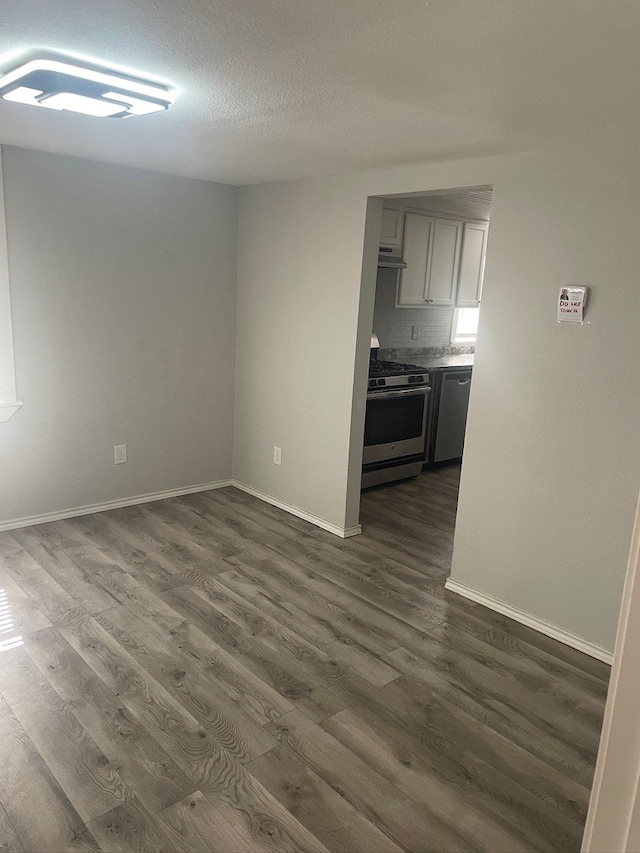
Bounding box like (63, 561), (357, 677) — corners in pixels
(0, 465), (609, 852)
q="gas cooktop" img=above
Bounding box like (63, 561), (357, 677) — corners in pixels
(369, 359), (425, 376)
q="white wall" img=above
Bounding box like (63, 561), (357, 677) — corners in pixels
(235, 149), (640, 651)
(450, 154), (640, 653)
(233, 180), (372, 530)
(0, 146), (238, 525)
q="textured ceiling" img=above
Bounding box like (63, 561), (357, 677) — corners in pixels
(1, 1), (640, 185)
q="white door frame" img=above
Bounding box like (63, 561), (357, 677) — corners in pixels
(582, 488), (640, 851)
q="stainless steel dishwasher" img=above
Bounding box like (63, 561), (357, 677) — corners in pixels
(433, 369), (472, 462)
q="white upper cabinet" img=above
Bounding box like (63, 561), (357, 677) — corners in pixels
(394, 208), (487, 309)
(397, 212), (433, 306)
(397, 212), (462, 307)
(425, 218), (463, 306)
(456, 221), (489, 307)
(379, 208), (404, 249)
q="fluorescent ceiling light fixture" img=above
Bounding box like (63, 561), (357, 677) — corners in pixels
(0, 52), (174, 118)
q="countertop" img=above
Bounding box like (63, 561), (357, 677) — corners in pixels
(377, 347), (474, 371)
(406, 354), (474, 371)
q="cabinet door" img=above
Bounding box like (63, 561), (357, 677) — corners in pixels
(396, 212), (433, 306)
(425, 218), (462, 306)
(457, 221), (489, 307)
(379, 209), (404, 249)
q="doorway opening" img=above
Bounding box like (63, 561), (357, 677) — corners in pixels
(360, 186), (491, 512)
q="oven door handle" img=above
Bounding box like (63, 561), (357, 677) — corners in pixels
(367, 386), (430, 401)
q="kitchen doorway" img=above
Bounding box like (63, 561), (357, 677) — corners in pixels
(359, 186), (492, 540)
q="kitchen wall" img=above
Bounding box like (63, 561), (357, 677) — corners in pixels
(0, 146), (238, 526)
(235, 148), (640, 653)
(372, 267), (453, 349)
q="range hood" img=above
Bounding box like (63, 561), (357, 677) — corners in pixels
(378, 247), (407, 269)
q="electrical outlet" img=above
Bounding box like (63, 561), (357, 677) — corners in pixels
(411, 325), (419, 340)
(114, 444), (127, 465)
(273, 445), (282, 466)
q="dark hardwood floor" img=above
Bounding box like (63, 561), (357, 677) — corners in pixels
(0, 465), (609, 852)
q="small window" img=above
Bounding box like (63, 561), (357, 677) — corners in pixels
(451, 307), (480, 344)
(0, 150), (22, 422)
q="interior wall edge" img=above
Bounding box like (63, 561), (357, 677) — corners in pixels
(345, 195), (384, 529)
(582, 489), (640, 852)
(444, 577), (614, 665)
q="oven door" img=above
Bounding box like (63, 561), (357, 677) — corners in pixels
(363, 386), (430, 465)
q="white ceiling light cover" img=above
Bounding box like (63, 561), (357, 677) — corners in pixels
(0, 53), (174, 118)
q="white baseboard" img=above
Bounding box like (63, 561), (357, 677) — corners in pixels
(0, 479), (233, 533)
(444, 577), (614, 665)
(232, 480), (362, 539)
(0, 476), (359, 541)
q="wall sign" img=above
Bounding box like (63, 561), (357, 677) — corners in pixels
(558, 286), (588, 324)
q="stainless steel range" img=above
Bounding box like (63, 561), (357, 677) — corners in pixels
(362, 352), (431, 489)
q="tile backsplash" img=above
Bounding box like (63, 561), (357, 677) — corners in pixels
(373, 268), (453, 349)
